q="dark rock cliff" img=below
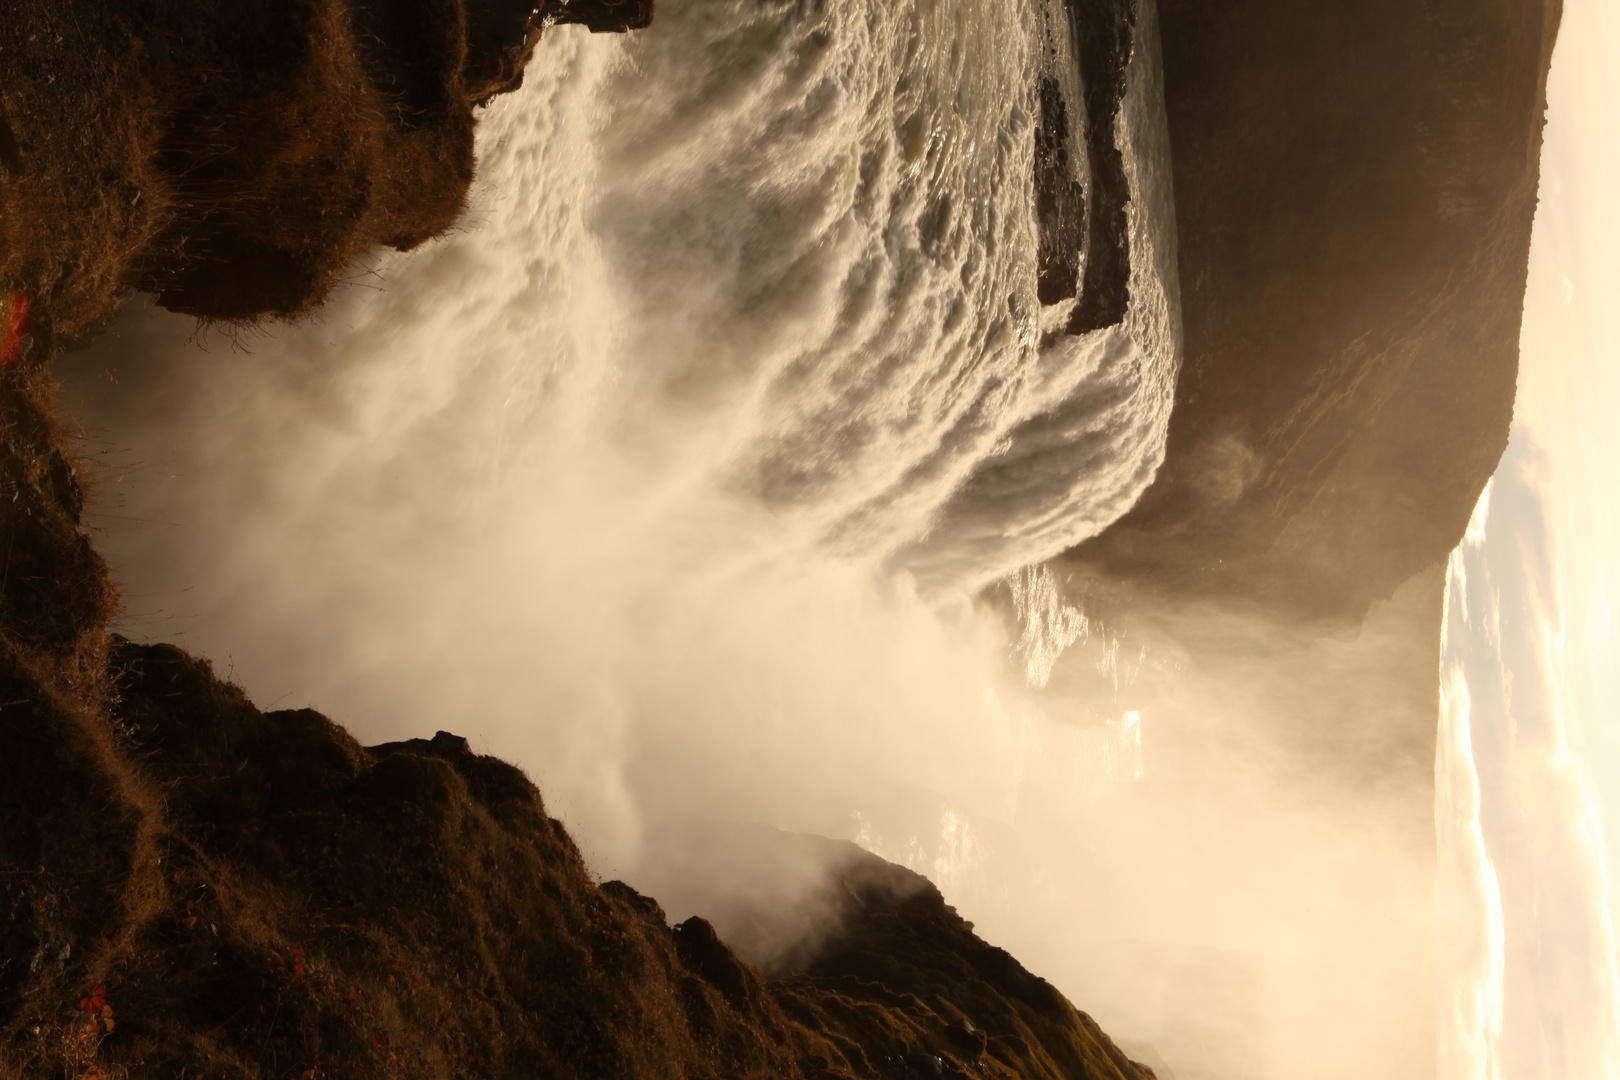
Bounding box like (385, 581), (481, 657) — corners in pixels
(1062, 0), (1563, 620)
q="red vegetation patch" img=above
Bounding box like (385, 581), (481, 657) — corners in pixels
(0, 292), (30, 366)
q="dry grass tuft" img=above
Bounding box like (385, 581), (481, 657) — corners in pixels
(0, 0), (656, 341)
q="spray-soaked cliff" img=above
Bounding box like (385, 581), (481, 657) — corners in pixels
(1063, 0), (1563, 620)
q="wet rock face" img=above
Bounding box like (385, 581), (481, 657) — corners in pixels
(1062, 0), (1563, 620)
(463, 0), (548, 102)
(550, 0), (656, 34)
(1060, 0), (1136, 336)
(1034, 75), (1089, 308)
(462, 0), (658, 103)
(1033, 0), (1138, 336)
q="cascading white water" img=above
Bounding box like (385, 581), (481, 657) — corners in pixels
(472, 0), (1180, 589)
(64, 0), (1175, 884)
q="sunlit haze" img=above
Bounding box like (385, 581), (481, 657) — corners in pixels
(1436, 0), (1620, 1074)
(1514, 0), (1620, 910)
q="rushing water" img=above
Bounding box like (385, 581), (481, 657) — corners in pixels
(463, 0), (1180, 591)
(65, 0), (1175, 899)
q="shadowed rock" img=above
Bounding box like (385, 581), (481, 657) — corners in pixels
(1034, 0), (1138, 335)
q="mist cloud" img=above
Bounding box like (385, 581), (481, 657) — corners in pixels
(54, 4), (1452, 1079)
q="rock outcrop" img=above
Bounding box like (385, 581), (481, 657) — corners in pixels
(1034, 0), (1138, 335)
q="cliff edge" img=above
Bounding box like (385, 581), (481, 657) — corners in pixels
(1062, 0), (1563, 620)
(0, 636), (1152, 1080)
